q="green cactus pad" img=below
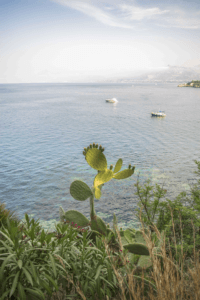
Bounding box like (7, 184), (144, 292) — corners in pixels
(135, 230), (150, 245)
(113, 168), (134, 180)
(59, 206), (65, 222)
(70, 180), (93, 201)
(94, 187), (101, 199)
(124, 229), (135, 243)
(123, 243), (149, 255)
(120, 236), (129, 246)
(113, 158), (123, 173)
(64, 210), (90, 227)
(137, 255), (153, 269)
(85, 148), (107, 171)
(93, 169), (113, 188)
(91, 215), (107, 235)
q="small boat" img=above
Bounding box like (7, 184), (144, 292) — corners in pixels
(105, 98), (118, 103)
(151, 111), (166, 117)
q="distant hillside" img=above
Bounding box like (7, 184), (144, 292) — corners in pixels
(178, 80), (200, 88)
(112, 65), (200, 83)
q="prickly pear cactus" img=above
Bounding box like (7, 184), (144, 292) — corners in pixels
(59, 143), (135, 241)
(120, 228), (165, 269)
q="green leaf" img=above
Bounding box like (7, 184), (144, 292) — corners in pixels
(17, 282), (26, 300)
(9, 271), (20, 297)
(17, 260), (23, 269)
(85, 148), (107, 171)
(0, 254), (16, 281)
(40, 279), (52, 294)
(43, 273), (58, 291)
(0, 230), (14, 246)
(113, 168), (134, 180)
(93, 169), (113, 188)
(0, 290), (10, 300)
(25, 287), (45, 300)
(70, 180), (93, 201)
(94, 187), (101, 199)
(49, 253), (57, 278)
(64, 210), (90, 227)
(29, 261), (39, 284)
(114, 158), (123, 173)
(95, 265), (103, 280)
(22, 267), (33, 286)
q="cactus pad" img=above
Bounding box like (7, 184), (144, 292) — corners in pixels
(123, 243), (149, 255)
(91, 215), (107, 235)
(137, 255), (153, 269)
(124, 228), (135, 243)
(94, 187), (101, 199)
(113, 168), (134, 180)
(59, 206), (65, 222)
(70, 180), (93, 201)
(64, 210), (90, 227)
(135, 230), (149, 245)
(93, 169), (113, 188)
(114, 158), (123, 173)
(85, 148), (107, 171)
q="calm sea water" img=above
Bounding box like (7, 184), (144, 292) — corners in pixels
(1, 83), (200, 231)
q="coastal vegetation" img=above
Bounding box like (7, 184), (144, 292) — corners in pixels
(0, 144), (200, 299)
(178, 80), (200, 87)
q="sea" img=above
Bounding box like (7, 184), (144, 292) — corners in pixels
(1, 83), (200, 232)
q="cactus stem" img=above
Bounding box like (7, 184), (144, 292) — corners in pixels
(90, 193), (96, 219)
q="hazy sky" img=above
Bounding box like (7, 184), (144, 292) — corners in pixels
(1, 0), (200, 83)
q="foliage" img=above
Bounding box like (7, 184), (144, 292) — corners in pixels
(132, 160), (200, 264)
(0, 203), (20, 230)
(0, 213), (123, 300)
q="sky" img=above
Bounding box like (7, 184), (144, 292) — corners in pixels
(1, 0), (200, 83)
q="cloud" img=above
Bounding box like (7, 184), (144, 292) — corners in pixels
(119, 4), (169, 21)
(51, 0), (200, 30)
(53, 0), (133, 28)
(158, 10), (200, 29)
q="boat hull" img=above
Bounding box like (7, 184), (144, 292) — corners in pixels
(105, 98), (118, 103)
(151, 112), (166, 117)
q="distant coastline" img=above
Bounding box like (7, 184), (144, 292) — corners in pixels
(178, 80), (200, 88)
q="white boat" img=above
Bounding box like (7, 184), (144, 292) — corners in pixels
(105, 98), (118, 103)
(151, 111), (166, 117)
